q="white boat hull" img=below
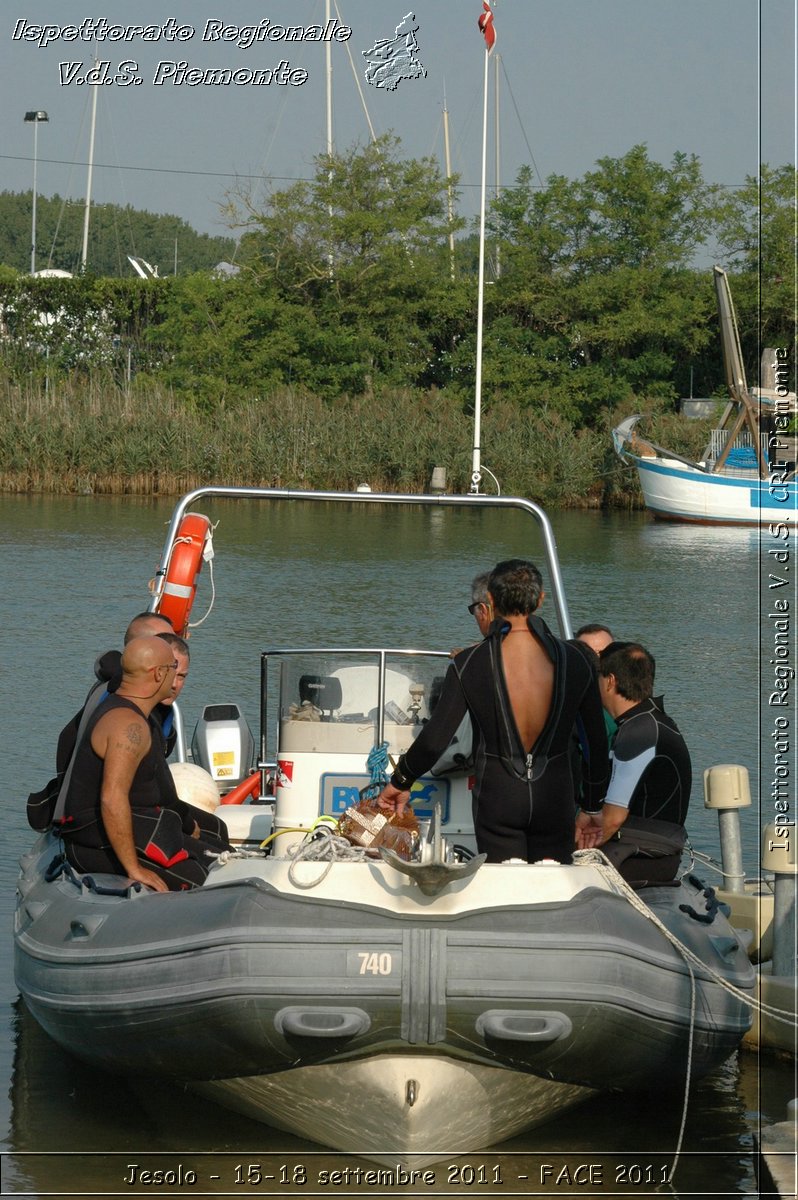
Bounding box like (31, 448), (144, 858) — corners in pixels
(627, 453), (796, 526)
(196, 1054), (593, 1162)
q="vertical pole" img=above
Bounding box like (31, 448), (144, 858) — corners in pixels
(325, 0), (334, 276)
(494, 52), (501, 279)
(717, 808), (746, 893)
(703, 764), (751, 893)
(325, 0), (333, 160)
(762, 822), (798, 977)
(443, 89), (455, 281)
(81, 64), (98, 272)
(772, 872), (797, 977)
(31, 119), (39, 274)
(470, 47), (490, 495)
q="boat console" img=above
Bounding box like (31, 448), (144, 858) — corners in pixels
(262, 648), (478, 852)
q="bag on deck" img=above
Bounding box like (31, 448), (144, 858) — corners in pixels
(601, 814), (687, 868)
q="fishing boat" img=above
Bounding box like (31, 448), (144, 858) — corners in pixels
(14, 486), (756, 1161)
(612, 267), (797, 525)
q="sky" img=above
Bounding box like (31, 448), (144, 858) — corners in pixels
(3, 0), (796, 266)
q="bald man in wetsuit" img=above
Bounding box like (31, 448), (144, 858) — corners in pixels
(61, 636), (211, 892)
(378, 559), (609, 864)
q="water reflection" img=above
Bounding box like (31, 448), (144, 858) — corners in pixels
(8, 1000), (782, 1198)
(640, 520), (762, 561)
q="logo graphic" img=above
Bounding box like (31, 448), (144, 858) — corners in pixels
(362, 11), (426, 91)
(276, 759), (294, 789)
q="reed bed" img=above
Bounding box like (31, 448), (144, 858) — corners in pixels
(0, 373), (712, 505)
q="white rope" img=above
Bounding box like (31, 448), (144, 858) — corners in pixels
(188, 553), (215, 628)
(188, 518), (219, 630)
(576, 849), (724, 1190)
(573, 849), (797, 1025)
(667, 959), (696, 1187)
(206, 847), (265, 865)
(286, 826), (367, 889)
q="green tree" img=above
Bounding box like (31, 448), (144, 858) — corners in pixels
(143, 273), (300, 407)
(467, 147), (721, 416)
(230, 135), (467, 395)
(0, 191), (235, 277)
(713, 165), (797, 367)
(0, 268), (167, 381)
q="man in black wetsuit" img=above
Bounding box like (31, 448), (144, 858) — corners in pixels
(576, 641), (691, 884)
(154, 630), (230, 850)
(377, 559), (609, 863)
(61, 636), (212, 892)
(55, 611), (175, 774)
(468, 571), (493, 638)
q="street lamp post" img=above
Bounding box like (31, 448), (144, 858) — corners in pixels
(24, 110), (49, 275)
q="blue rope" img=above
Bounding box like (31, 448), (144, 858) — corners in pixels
(360, 741), (390, 801)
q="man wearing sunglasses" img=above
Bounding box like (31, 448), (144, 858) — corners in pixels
(60, 637), (211, 892)
(467, 572), (493, 638)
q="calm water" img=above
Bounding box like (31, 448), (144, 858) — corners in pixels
(0, 494), (790, 1197)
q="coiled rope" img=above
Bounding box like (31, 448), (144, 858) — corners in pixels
(286, 824), (367, 889)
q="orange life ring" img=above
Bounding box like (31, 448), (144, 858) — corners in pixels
(220, 771), (261, 806)
(157, 512), (211, 636)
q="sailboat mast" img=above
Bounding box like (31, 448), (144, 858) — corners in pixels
(325, 0), (333, 159)
(443, 88), (455, 281)
(494, 53), (501, 278)
(80, 59), (98, 272)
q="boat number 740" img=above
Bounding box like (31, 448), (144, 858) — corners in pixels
(357, 952), (393, 975)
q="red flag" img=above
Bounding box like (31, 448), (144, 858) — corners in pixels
(478, 2), (496, 52)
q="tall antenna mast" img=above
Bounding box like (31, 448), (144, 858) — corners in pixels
(471, 2), (497, 494)
(494, 52), (501, 279)
(81, 54), (98, 272)
(325, 0), (334, 159)
(443, 85), (455, 281)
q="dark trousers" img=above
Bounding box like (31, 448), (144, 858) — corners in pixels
(63, 807), (213, 891)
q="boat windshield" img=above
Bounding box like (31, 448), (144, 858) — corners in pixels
(261, 647), (452, 764)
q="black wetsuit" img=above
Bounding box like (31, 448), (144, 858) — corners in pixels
(393, 616), (609, 863)
(604, 697), (692, 885)
(607, 698), (691, 823)
(56, 650), (177, 769)
(55, 651), (228, 850)
(61, 695), (211, 890)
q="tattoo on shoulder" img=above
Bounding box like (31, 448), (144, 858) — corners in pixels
(124, 722), (144, 748)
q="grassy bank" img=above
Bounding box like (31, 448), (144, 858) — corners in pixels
(0, 375), (713, 505)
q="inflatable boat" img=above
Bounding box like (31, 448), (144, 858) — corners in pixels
(14, 487), (755, 1160)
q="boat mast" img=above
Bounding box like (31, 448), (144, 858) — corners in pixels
(710, 266), (769, 478)
(80, 55), (98, 272)
(325, 0), (333, 161)
(443, 86), (455, 281)
(470, 4), (496, 494)
(494, 52), (501, 279)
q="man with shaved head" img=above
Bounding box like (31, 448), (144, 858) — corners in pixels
(53, 611), (174, 778)
(61, 637), (212, 892)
